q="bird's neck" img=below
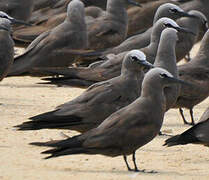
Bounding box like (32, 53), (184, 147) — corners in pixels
(178, 17), (201, 37)
(147, 41), (159, 58)
(106, 0), (128, 24)
(141, 83), (166, 113)
(121, 68), (143, 80)
(154, 38), (177, 76)
(196, 31), (209, 60)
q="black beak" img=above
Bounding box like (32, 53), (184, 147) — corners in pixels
(176, 11), (197, 18)
(127, 0), (142, 7)
(174, 26), (196, 36)
(138, 60), (154, 70)
(164, 23), (196, 36)
(9, 18), (31, 26)
(165, 76), (192, 86)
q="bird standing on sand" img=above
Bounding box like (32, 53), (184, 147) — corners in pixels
(15, 50), (153, 133)
(8, 0), (88, 76)
(30, 68), (187, 172)
(173, 29), (209, 125)
(40, 17), (194, 87)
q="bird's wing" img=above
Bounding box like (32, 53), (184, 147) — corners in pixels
(88, 20), (118, 37)
(56, 79), (123, 114)
(84, 110), (156, 149)
(14, 30), (51, 59)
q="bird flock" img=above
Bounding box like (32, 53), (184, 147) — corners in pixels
(0, 0), (209, 173)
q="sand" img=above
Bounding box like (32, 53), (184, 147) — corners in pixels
(0, 43), (209, 180)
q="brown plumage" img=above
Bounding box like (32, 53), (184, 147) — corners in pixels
(30, 68), (185, 172)
(0, 19), (14, 81)
(127, 0), (179, 37)
(175, 10), (208, 62)
(100, 3), (193, 57)
(85, 0), (141, 50)
(164, 107), (209, 147)
(173, 29), (209, 125)
(15, 50), (153, 133)
(8, 0), (88, 76)
(0, 0), (34, 22)
(40, 18), (193, 87)
(154, 28), (179, 111)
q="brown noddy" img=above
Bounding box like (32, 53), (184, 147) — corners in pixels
(12, 6), (104, 44)
(85, 0), (141, 50)
(164, 106), (209, 147)
(173, 29), (209, 125)
(175, 10), (208, 62)
(13, 0), (141, 47)
(13, 12), (67, 44)
(29, 0), (69, 25)
(180, 0), (209, 41)
(15, 50), (154, 132)
(30, 68), (187, 172)
(11, 0), (70, 46)
(154, 28), (179, 111)
(0, 18), (14, 81)
(68, 2), (195, 64)
(40, 18), (194, 87)
(0, 0), (34, 22)
(33, 0), (61, 11)
(0, 11), (32, 27)
(127, 0), (179, 37)
(8, 0), (88, 76)
(103, 3), (196, 56)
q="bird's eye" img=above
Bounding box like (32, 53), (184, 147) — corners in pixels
(169, 8), (178, 13)
(163, 23), (173, 28)
(204, 20), (208, 28)
(131, 56), (139, 61)
(160, 73), (168, 78)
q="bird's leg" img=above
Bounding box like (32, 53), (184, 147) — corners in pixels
(190, 108), (195, 125)
(179, 108), (189, 125)
(132, 152), (156, 173)
(123, 155), (132, 171)
(132, 152), (140, 172)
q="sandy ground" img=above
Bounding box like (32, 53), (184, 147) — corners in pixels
(0, 43), (209, 180)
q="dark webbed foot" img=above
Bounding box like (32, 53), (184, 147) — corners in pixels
(123, 152), (157, 173)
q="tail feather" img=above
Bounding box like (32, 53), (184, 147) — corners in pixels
(31, 134), (83, 148)
(29, 110), (80, 121)
(15, 110), (83, 130)
(164, 130), (199, 147)
(30, 140), (62, 147)
(40, 77), (95, 88)
(30, 135), (88, 159)
(43, 148), (87, 159)
(15, 121), (83, 130)
(164, 135), (182, 147)
(33, 67), (76, 76)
